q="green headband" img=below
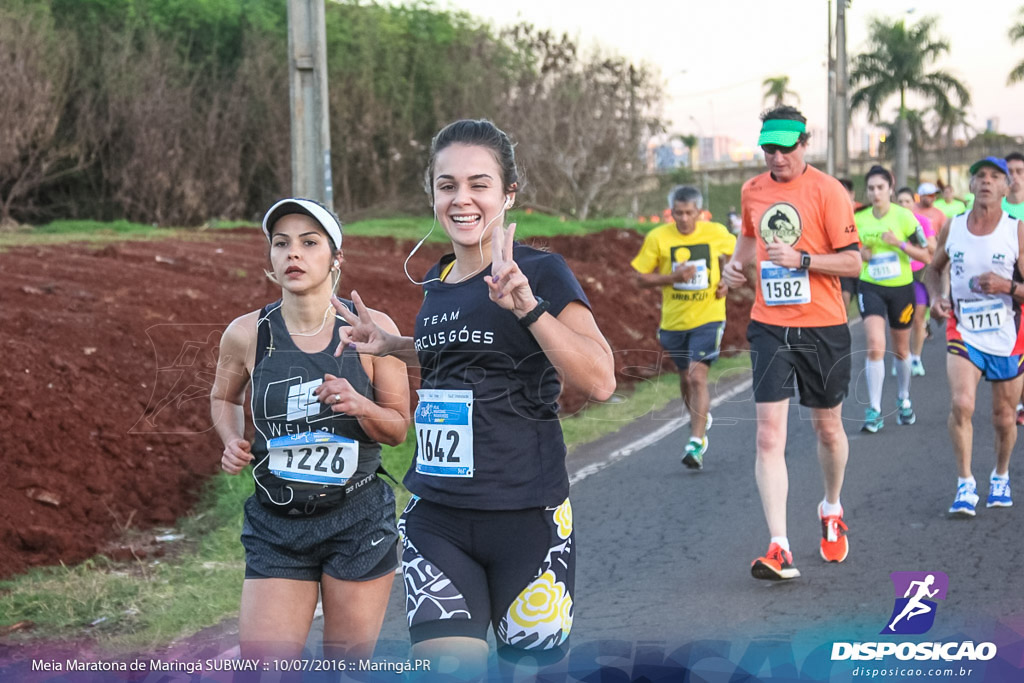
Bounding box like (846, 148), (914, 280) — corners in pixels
(758, 118), (806, 146)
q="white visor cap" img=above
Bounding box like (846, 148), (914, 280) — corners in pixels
(262, 198), (342, 250)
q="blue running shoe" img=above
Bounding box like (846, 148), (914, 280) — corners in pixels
(987, 475), (1012, 508)
(862, 407), (884, 433)
(949, 481), (979, 516)
(682, 437), (707, 470)
(896, 398), (916, 425)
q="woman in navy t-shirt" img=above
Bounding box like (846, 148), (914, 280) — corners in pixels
(334, 120), (616, 676)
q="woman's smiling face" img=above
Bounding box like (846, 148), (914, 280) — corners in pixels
(432, 143), (510, 250)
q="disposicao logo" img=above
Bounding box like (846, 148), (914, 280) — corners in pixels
(882, 571), (948, 635)
(831, 570), (998, 662)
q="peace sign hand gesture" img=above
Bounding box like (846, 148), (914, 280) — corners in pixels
(484, 223), (537, 317)
(332, 291), (393, 357)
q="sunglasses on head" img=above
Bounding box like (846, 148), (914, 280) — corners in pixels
(761, 143), (798, 155)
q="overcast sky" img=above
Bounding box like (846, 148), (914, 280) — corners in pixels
(440, 0), (1024, 145)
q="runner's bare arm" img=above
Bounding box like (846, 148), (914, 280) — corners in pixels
(880, 230), (932, 264)
(1016, 220), (1024, 298)
(926, 220), (953, 319)
(766, 236), (862, 276)
(314, 310), (411, 446)
(211, 313), (257, 474)
(526, 301), (617, 402)
(716, 255), (729, 298)
(332, 292), (421, 368)
(635, 266), (696, 288)
(486, 224), (615, 402)
(722, 235), (757, 287)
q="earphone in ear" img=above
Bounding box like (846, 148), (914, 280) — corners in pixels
(504, 195), (513, 210)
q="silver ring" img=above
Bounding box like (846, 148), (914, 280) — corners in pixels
(333, 394), (341, 403)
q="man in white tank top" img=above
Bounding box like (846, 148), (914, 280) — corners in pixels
(926, 157), (1024, 517)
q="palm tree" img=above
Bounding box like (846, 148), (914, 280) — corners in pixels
(850, 16), (970, 188)
(761, 76), (799, 108)
(932, 100), (973, 189)
(679, 133), (698, 167)
(877, 109), (929, 186)
(1010, 6), (1024, 85)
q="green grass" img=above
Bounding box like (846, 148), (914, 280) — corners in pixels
(0, 213), (637, 251)
(0, 354), (750, 651)
(0, 219), (251, 250)
(1, 194), (748, 250)
(560, 353), (750, 448)
(0, 474), (251, 651)
(341, 212), (636, 242)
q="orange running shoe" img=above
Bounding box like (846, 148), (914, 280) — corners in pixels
(818, 503), (849, 562)
(751, 542), (800, 580)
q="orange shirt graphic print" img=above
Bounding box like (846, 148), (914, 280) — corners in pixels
(759, 202), (802, 246)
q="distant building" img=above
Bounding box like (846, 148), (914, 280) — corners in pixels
(648, 137), (694, 172)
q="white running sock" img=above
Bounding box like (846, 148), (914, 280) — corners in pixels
(770, 536), (790, 552)
(958, 476), (976, 487)
(820, 498), (843, 517)
(991, 469), (1009, 481)
(896, 357), (912, 400)
(911, 354), (921, 364)
(866, 359), (885, 411)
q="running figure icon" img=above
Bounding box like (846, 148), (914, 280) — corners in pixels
(888, 574), (939, 631)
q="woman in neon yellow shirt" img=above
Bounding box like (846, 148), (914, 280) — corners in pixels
(855, 166), (934, 433)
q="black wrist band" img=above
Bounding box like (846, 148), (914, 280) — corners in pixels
(1011, 281), (1018, 298)
(518, 296), (550, 328)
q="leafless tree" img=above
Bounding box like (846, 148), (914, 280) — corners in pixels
(0, 5), (93, 226)
(502, 25), (663, 219)
(98, 31), (247, 225)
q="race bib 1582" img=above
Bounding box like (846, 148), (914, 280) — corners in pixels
(760, 263), (811, 306)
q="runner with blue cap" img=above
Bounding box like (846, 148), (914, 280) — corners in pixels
(926, 156), (1024, 517)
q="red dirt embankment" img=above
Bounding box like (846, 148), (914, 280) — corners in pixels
(0, 228), (752, 578)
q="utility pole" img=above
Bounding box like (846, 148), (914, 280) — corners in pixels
(287, 0), (333, 208)
(835, 0), (850, 178)
(827, 0), (835, 176)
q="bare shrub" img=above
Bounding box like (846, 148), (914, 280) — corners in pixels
(99, 31), (247, 226)
(0, 4), (92, 226)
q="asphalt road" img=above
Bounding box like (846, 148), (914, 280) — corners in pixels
(356, 317), (1024, 679)
(6, 318), (1020, 681)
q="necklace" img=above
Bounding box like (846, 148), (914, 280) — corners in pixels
(287, 304), (334, 337)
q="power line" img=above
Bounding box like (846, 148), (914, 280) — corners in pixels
(670, 52), (823, 100)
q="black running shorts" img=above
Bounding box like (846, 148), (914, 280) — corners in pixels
(398, 496), (574, 652)
(241, 477), (399, 582)
(747, 320), (852, 408)
(857, 280), (915, 330)
(840, 276), (858, 298)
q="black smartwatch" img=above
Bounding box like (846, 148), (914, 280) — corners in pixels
(518, 296), (550, 328)
(799, 251), (811, 270)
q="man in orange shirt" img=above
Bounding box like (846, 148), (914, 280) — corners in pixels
(722, 106), (862, 581)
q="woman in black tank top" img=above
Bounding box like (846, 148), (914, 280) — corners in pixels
(210, 198), (410, 664)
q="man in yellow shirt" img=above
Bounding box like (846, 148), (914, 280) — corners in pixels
(631, 186), (737, 469)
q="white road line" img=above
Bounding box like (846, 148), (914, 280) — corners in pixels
(569, 377), (754, 485)
(568, 316), (863, 485)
